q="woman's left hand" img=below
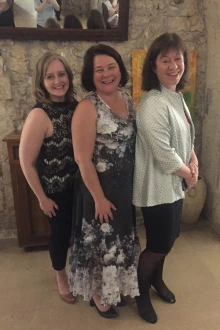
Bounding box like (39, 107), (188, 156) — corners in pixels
(186, 163), (199, 189)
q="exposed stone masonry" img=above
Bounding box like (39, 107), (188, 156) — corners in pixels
(61, 0), (91, 16)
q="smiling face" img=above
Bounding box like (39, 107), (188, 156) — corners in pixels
(153, 49), (185, 92)
(93, 54), (121, 96)
(43, 59), (69, 102)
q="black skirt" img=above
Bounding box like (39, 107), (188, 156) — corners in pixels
(141, 199), (183, 254)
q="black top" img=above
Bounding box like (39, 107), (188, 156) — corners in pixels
(0, 0), (15, 27)
(35, 99), (78, 194)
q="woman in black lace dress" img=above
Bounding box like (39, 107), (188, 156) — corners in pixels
(19, 52), (79, 305)
(69, 44), (140, 318)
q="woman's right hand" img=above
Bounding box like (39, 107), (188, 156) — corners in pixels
(39, 197), (59, 218)
(95, 197), (117, 223)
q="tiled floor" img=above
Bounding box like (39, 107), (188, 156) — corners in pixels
(1, 220), (220, 330)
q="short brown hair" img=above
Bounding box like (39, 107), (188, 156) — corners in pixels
(142, 33), (189, 92)
(81, 44), (128, 91)
(32, 52), (75, 104)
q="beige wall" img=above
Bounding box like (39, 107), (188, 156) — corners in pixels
(0, 0), (207, 238)
(201, 0), (220, 232)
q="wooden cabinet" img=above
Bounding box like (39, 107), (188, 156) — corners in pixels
(3, 131), (50, 248)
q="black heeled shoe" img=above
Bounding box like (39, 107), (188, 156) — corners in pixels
(116, 295), (127, 307)
(135, 294), (158, 324)
(90, 298), (118, 319)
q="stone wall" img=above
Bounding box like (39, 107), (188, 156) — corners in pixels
(201, 0), (220, 233)
(62, 0), (91, 16)
(0, 0), (206, 238)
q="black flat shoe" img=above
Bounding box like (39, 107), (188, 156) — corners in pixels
(90, 298), (118, 319)
(116, 295), (127, 307)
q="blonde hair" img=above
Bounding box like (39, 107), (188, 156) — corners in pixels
(44, 18), (61, 29)
(32, 52), (75, 104)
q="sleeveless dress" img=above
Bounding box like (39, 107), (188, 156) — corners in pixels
(35, 100), (78, 194)
(69, 91), (140, 306)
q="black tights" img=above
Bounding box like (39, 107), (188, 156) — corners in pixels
(138, 249), (166, 294)
(151, 256), (174, 298)
(136, 249), (175, 323)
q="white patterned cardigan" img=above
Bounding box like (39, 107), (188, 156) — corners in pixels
(133, 85), (195, 207)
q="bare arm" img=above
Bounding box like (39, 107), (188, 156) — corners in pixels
(35, 0), (60, 13)
(189, 148), (198, 167)
(35, 0), (48, 13)
(174, 163), (192, 180)
(19, 108), (58, 217)
(49, 0), (60, 11)
(72, 99), (116, 223)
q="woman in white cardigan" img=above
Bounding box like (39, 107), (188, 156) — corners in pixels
(133, 33), (198, 324)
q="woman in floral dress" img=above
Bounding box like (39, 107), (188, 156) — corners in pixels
(69, 44), (140, 318)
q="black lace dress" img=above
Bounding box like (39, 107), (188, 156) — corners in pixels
(69, 91), (140, 306)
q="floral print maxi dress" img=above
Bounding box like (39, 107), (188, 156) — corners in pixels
(69, 91), (140, 306)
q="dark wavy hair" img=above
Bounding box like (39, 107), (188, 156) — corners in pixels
(87, 9), (106, 29)
(81, 44), (128, 91)
(32, 52), (75, 104)
(142, 33), (189, 92)
(63, 14), (83, 29)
